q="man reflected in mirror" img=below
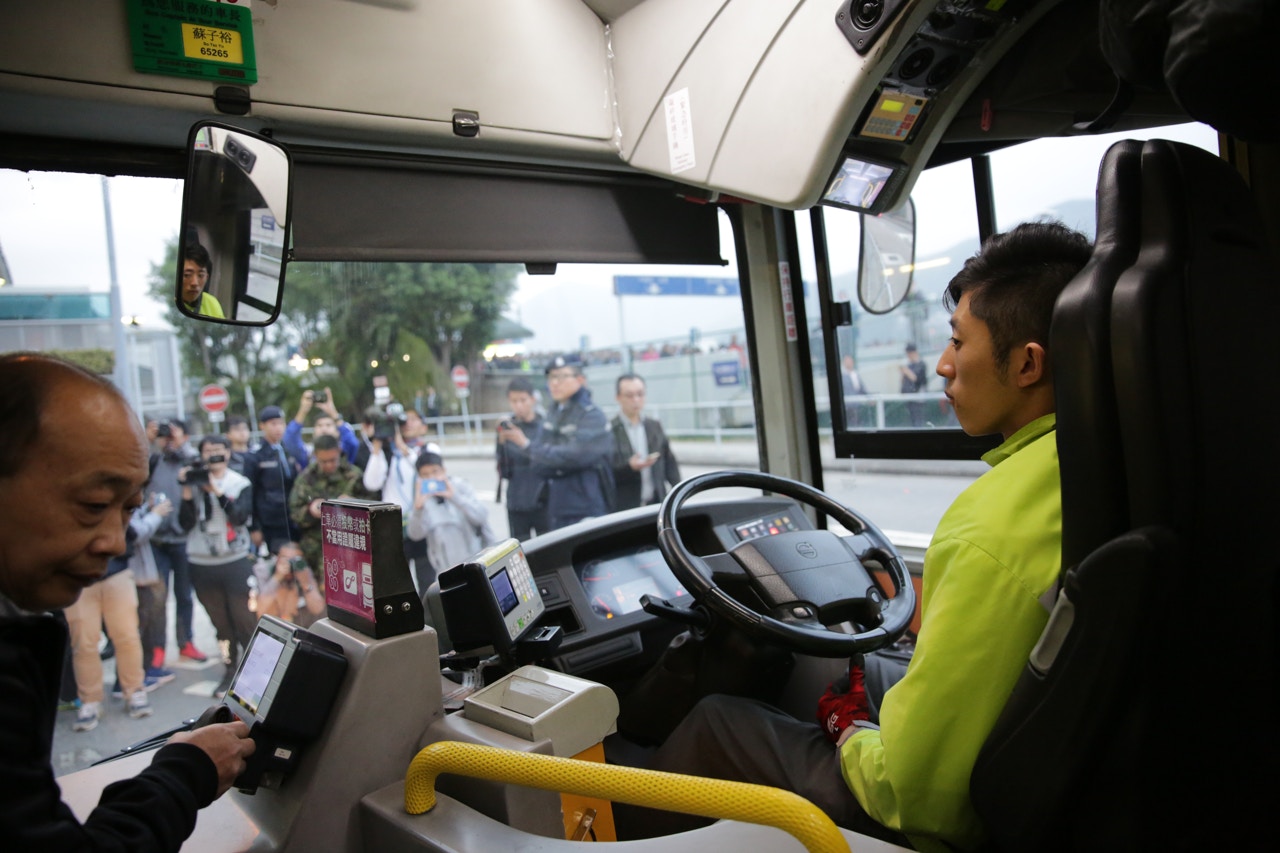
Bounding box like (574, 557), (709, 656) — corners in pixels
(180, 243), (225, 319)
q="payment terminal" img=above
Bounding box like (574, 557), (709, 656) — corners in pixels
(223, 614), (348, 792)
(437, 538), (561, 659)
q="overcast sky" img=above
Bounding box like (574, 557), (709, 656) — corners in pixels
(0, 122), (1215, 352)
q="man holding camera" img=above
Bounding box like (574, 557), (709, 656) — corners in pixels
(179, 435), (255, 699)
(284, 388), (360, 467)
(288, 434), (372, 575)
(252, 543), (325, 628)
(146, 417), (208, 664)
(362, 407), (442, 594)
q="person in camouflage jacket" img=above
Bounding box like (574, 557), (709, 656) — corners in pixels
(287, 434), (373, 574)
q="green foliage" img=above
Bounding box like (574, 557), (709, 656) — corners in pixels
(150, 239), (519, 418)
(285, 260), (518, 410)
(47, 348), (113, 374)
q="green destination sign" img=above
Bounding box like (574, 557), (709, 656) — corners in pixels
(127, 0), (257, 85)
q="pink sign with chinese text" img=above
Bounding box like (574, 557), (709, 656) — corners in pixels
(321, 503), (375, 622)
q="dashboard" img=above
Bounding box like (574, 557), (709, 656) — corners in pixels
(519, 497), (811, 677)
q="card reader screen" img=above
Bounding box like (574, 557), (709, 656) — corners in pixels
(230, 632), (285, 716)
(490, 568), (519, 616)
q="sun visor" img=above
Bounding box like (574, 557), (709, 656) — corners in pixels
(289, 155), (725, 266)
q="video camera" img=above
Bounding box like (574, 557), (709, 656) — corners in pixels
(372, 402), (407, 440)
(182, 459), (211, 485)
(312, 389), (328, 404)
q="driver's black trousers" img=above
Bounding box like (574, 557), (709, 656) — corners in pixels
(612, 693), (909, 847)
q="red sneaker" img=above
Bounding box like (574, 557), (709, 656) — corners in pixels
(150, 647), (166, 670)
(179, 642), (208, 663)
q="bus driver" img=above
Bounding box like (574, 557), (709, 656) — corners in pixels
(617, 222), (1092, 853)
(0, 353), (255, 851)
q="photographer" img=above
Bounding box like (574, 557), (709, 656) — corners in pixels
(406, 450), (494, 585)
(495, 377), (549, 540)
(288, 434), (371, 573)
(284, 387), (360, 467)
(252, 543), (325, 628)
(362, 405), (441, 594)
(145, 417), (208, 664)
(178, 435), (254, 699)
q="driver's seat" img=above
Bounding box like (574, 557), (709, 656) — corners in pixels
(969, 139), (1277, 850)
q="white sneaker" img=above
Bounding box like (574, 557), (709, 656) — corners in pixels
(127, 691), (153, 719)
(73, 701), (100, 732)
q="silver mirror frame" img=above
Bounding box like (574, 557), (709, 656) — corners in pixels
(856, 197), (916, 315)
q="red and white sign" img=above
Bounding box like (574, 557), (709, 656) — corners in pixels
(450, 365), (470, 390)
(198, 383), (230, 413)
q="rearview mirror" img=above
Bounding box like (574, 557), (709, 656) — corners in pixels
(857, 198), (916, 314)
(176, 122), (291, 325)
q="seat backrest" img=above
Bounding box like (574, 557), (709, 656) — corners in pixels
(1051, 138), (1144, 574)
(970, 139), (1277, 850)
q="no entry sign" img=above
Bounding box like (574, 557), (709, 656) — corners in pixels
(198, 383), (230, 413)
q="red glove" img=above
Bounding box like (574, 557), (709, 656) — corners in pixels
(815, 660), (870, 743)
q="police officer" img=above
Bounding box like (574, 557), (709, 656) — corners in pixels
(246, 405), (302, 555)
(500, 357), (613, 530)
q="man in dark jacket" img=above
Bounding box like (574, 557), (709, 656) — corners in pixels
(247, 404), (302, 554)
(0, 353), (254, 851)
(495, 377), (549, 540)
(610, 373), (681, 510)
(500, 357), (613, 530)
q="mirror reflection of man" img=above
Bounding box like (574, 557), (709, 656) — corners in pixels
(0, 353), (255, 849)
(180, 243), (225, 319)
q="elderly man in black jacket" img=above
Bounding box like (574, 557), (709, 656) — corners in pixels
(0, 353), (254, 851)
(609, 373), (681, 510)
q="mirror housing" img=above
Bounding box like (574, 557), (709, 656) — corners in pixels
(176, 122), (292, 326)
(857, 198), (916, 314)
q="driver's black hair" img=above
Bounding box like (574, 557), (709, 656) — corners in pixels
(183, 241), (212, 272)
(943, 220), (1092, 372)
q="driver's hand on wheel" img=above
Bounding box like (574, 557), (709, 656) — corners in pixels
(816, 657), (870, 744)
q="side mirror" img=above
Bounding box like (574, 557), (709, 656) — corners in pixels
(857, 198), (916, 314)
(176, 122), (291, 326)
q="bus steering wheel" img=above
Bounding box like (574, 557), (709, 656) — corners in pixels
(656, 470), (915, 657)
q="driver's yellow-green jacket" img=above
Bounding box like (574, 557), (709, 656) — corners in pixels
(840, 414), (1060, 853)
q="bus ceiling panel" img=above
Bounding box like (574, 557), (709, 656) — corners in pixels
(246, 0), (618, 144)
(289, 157), (726, 265)
(613, 0), (913, 209)
(609, 0), (1073, 210)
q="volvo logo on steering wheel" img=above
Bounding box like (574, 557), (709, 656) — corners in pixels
(795, 541), (818, 559)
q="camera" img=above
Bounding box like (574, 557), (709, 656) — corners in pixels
(156, 420), (173, 439)
(287, 556), (309, 575)
(312, 390), (328, 404)
(372, 414), (396, 441)
(183, 459), (210, 485)
(385, 402), (406, 421)
(498, 419), (514, 431)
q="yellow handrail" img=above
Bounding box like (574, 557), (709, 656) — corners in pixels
(404, 741), (850, 853)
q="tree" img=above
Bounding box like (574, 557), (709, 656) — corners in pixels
(284, 261), (519, 410)
(150, 242), (520, 417)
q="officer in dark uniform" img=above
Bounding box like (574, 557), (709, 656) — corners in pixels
(246, 405), (302, 554)
(500, 357), (613, 530)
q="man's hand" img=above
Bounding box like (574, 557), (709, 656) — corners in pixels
(169, 720), (257, 799)
(317, 387), (340, 420)
(308, 498), (324, 518)
(502, 425), (530, 449)
(815, 659), (870, 744)
(628, 453), (659, 471)
(296, 390), (314, 421)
